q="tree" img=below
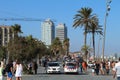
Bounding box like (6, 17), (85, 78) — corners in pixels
(24, 35), (48, 61)
(7, 35), (48, 62)
(0, 46), (7, 59)
(87, 24), (103, 60)
(73, 7), (98, 59)
(50, 37), (62, 56)
(81, 45), (93, 61)
(11, 24), (23, 38)
(63, 38), (70, 56)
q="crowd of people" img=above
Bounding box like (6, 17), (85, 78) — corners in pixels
(1, 56), (120, 80)
(78, 58), (120, 80)
(90, 60), (116, 76)
(0, 59), (38, 80)
(0, 59), (23, 80)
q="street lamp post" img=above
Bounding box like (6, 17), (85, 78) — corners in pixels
(97, 35), (101, 60)
(102, 0), (112, 61)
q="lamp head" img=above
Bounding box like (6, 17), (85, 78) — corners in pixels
(107, 5), (111, 11)
(108, 0), (112, 3)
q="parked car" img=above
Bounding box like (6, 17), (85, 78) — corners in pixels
(63, 61), (79, 74)
(46, 61), (62, 74)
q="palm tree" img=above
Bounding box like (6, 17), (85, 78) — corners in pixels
(11, 24), (22, 38)
(81, 45), (93, 61)
(63, 38), (70, 56)
(87, 23), (103, 60)
(73, 7), (98, 58)
(50, 37), (62, 56)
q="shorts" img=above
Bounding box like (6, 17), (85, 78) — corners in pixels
(92, 69), (95, 72)
(7, 72), (13, 78)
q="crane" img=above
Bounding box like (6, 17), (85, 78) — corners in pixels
(0, 18), (56, 22)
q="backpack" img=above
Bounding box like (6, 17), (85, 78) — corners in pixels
(2, 69), (6, 75)
(5, 65), (10, 72)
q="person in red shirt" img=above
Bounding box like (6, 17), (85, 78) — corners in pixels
(82, 61), (87, 73)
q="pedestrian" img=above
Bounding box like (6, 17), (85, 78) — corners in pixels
(14, 60), (23, 80)
(111, 61), (116, 74)
(91, 61), (95, 76)
(32, 61), (38, 74)
(95, 61), (100, 75)
(0, 62), (4, 80)
(102, 61), (106, 75)
(82, 61), (87, 73)
(105, 61), (110, 75)
(13, 59), (17, 74)
(1, 59), (5, 68)
(113, 57), (120, 80)
(6, 60), (13, 80)
(28, 62), (33, 74)
(100, 61), (104, 75)
(79, 62), (83, 73)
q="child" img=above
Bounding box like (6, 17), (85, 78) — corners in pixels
(0, 62), (4, 80)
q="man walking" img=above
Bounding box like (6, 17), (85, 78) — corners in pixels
(33, 61), (38, 74)
(113, 57), (120, 80)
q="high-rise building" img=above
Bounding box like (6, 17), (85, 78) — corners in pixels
(41, 19), (55, 46)
(0, 25), (14, 46)
(56, 23), (67, 42)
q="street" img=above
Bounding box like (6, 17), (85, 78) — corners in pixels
(4, 66), (116, 80)
(20, 74), (115, 80)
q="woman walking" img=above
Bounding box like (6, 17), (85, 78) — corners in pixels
(0, 62), (4, 80)
(6, 60), (13, 80)
(15, 60), (23, 80)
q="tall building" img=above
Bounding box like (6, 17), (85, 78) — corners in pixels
(0, 25), (14, 46)
(41, 19), (55, 46)
(56, 23), (67, 42)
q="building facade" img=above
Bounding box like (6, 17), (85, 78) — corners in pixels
(0, 25), (14, 46)
(56, 23), (67, 42)
(41, 19), (55, 46)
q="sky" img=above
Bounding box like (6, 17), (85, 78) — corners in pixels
(0, 0), (119, 57)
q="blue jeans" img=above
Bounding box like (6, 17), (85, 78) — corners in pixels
(117, 77), (120, 80)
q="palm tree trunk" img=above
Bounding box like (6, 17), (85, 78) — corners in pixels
(84, 28), (87, 61)
(84, 32), (87, 47)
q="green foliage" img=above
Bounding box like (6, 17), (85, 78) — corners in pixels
(81, 45), (93, 60)
(0, 46), (7, 59)
(50, 37), (62, 56)
(11, 24), (22, 33)
(63, 38), (70, 55)
(73, 7), (97, 50)
(7, 35), (48, 61)
(73, 7), (102, 60)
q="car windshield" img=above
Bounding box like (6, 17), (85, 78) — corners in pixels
(66, 63), (76, 66)
(48, 63), (59, 66)
(88, 61), (93, 64)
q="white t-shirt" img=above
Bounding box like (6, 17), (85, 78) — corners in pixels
(0, 67), (3, 80)
(15, 64), (23, 77)
(113, 62), (120, 77)
(1, 61), (4, 68)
